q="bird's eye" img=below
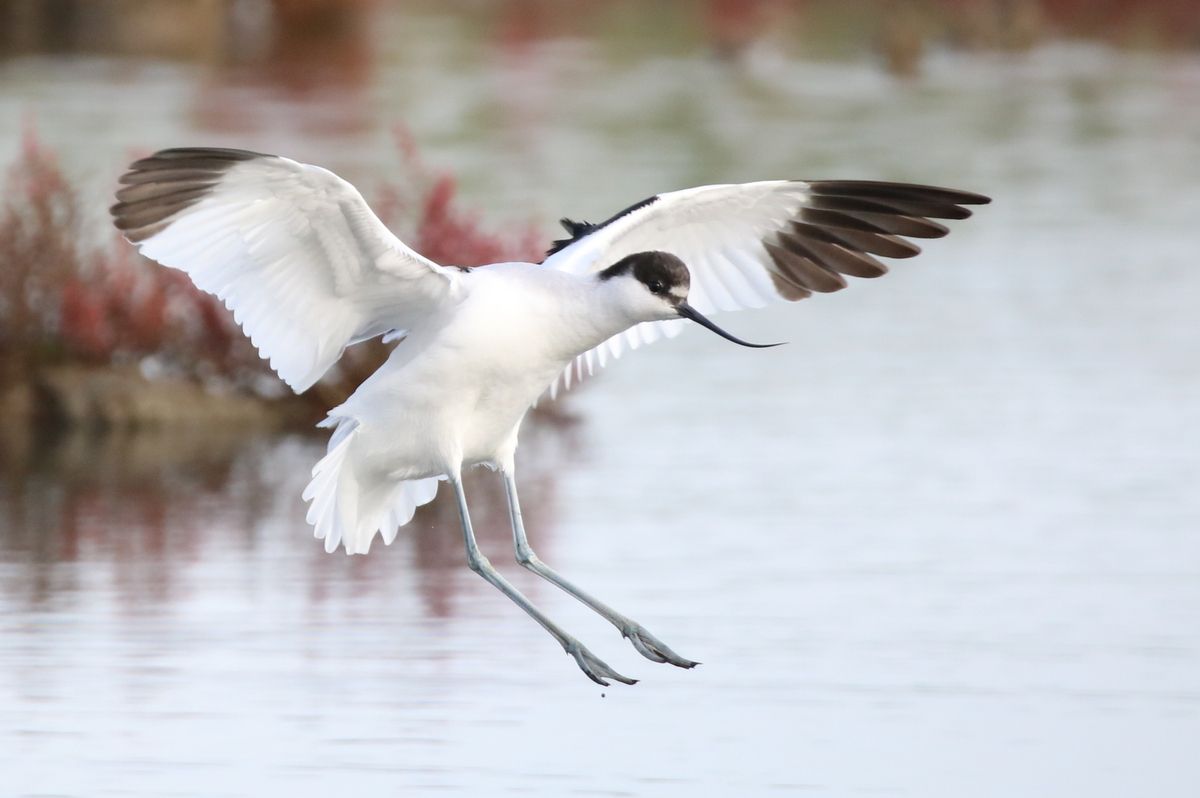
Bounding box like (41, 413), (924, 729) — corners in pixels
(648, 280), (665, 295)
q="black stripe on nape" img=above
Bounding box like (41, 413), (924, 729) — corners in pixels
(542, 193), (660, 260)
(110, 147), (266, 243)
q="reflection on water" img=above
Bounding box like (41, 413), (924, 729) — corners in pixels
(0, 413), (578, 618)
(3, 3), (1200, 797)
(0, 422), (277, 607)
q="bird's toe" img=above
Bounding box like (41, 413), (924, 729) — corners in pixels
(566, 642), (638, 686)
(625, 625), (700, 669)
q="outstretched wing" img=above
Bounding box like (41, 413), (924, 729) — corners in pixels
(111, 148), (460, 392)
(541, 179), (989, 396)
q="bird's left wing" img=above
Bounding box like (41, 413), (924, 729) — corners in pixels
(541, 179), (989, 396)
(112, 148), (460, 392)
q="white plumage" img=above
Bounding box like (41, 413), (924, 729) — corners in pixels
(113, 147), (988, 684)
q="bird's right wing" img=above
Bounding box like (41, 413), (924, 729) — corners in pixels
(111, 148), (460, 392)
(541, 179), (990, 396)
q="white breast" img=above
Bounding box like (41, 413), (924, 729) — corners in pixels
(330, 264), (625, 476)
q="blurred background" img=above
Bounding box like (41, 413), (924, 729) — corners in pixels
(2, 1), (1198, 796)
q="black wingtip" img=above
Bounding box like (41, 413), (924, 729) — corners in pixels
(807, 179), (991, 207)
(111, 147), (260, 242)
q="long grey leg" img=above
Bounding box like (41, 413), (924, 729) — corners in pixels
(502, 470), (698, 669)
(449, 474), (636, 686)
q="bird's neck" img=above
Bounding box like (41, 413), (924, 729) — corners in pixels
(548, 274), (641, 361)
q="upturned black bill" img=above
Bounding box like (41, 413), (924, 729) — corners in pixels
(675, 302), (783, 349)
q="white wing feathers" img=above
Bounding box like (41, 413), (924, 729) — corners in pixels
(542, 179), (989, 396)
(545, 182), (803, 305)
(112, 148), (457, 392)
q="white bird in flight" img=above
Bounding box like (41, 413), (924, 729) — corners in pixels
(112, 148), (988, 685)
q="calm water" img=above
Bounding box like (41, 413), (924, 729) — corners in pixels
(3, 5), (1200, 796)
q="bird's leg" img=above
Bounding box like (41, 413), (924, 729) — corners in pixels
(501, 470), (699, 669)
(448, 474), (636, 687)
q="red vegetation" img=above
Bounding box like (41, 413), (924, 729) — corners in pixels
(388, 126), (542, 268)
(0, 128), (261, 390)
(0, 126), (545, 416)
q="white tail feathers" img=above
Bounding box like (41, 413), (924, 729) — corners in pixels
(302, 420), (442, 555)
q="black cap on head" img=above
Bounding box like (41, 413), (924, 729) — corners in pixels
(598, 250), (783, 349)
(598, 251), (690, 299)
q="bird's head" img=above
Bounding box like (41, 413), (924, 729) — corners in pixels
(598, 251), (780, 348)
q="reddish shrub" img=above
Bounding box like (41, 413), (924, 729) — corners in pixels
(0, 128), (262, 386)
(387, 125), (542, 267)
